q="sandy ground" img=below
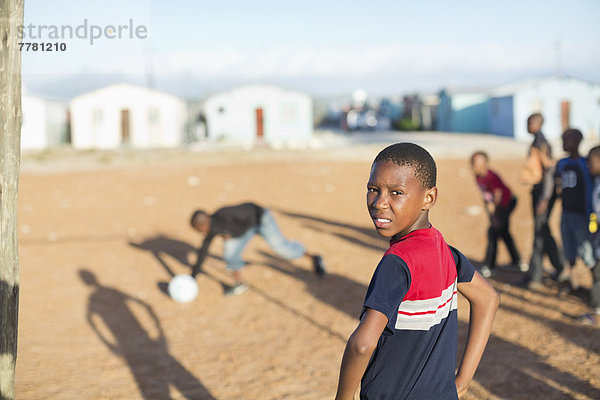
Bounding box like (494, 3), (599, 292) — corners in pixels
(14, 134), (600, 399)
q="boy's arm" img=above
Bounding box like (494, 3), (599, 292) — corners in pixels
(335, 308), (388, 400)
(455, 272), (500, 398)
(191, 233), (215, 277)
(537, 164), (556, 215)
(537, 143), (555, 169)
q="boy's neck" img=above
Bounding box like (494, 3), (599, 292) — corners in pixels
(390, 219), (432, 242)
(477, 169), (489, 177)
(568, 152), (580, 159)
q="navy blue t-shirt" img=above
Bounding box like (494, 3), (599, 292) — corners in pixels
(556, 157), (592, 215)
(360, 227), (475, 400)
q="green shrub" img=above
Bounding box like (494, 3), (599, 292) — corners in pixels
(396, 117), (421, 131)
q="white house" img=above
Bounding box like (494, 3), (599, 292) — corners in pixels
(70, 83), (187, 149)
(489, 76), (600, 141)
(202, 84), (313, 146)
(21, 90), (69, 150)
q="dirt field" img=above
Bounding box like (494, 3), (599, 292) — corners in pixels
(15, 141), (600, 399)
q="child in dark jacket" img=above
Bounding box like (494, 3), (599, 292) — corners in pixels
(190, 202), (325, 295)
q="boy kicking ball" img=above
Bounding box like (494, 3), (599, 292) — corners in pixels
(335, 143), (499, 399)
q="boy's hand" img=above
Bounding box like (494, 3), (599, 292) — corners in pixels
(455, 272), (500, 399)
(456, 376), (469, 398)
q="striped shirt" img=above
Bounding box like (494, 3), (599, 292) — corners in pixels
(360, 227), (475, 400)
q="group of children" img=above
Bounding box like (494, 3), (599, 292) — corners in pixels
(184, 128), (600, 397)
(188, 142), (499, 399)
(471, 112), (600, 325)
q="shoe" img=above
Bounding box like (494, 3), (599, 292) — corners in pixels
(519, 263), (529, 272)
(479, 265), (492, 278)
(224, 282), (248, 296)
(558, 281), (571, 297)
(312, 255), (326, 277)
(553, 269), (571, 283)
(526, 280), (545, 290)
(574, 313), (597, 325)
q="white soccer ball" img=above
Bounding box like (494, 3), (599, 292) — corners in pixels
(168, 274), (199, 303)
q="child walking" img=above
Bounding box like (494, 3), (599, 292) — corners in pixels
(471, 151), (526, 278)
(335, 143), (499, 399)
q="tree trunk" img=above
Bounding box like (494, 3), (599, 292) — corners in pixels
(0, 1), (23, 399)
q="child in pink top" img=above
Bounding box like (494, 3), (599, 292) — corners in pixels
(471, 151), (526, 277)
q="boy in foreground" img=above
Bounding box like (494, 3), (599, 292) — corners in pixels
(335, 143), (500, 399)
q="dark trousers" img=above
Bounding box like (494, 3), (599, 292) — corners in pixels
(592, 261), (600, 311)
(527, 188), (563, 283)
(485, 196), (521, 268)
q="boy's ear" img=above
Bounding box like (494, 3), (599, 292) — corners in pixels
(422, 186), (438, 210)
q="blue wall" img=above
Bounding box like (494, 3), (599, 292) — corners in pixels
(437, 91), (452, 132)
(450, 100), (489, 133)
(488, 96), (514, 137)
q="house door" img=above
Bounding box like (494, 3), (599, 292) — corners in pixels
(561, 101), (570, 132)
(65, 110), (72, 144)
(121, 109), (130, 144)
(255, 108), (264, 139)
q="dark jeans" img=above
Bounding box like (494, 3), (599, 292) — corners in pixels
(527, 188), (563, 283)
(592, 261), (600, 311)
(485, 196), (521, 268)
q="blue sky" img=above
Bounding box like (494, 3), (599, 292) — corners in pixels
(21, 0), (600, 98)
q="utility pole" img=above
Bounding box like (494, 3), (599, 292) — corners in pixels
(0, 1), (24, 399)
(555, 39), (563, 77)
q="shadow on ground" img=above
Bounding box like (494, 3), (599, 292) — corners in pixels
(79, 268), (216, 399)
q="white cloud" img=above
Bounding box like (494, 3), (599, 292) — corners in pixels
(150, 41), (599, 82)
(23, 40), (599, 96)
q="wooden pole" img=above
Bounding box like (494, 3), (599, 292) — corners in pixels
(0, 1), (23, 399)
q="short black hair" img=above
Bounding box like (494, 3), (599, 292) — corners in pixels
(470, 150), (489, 165)
(562, 128), (583, 143)
(527, 113), (544, 124)
(373, 142), (437, 188)
(190, 209), (209, 227)
(588, 145), (600, 159)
